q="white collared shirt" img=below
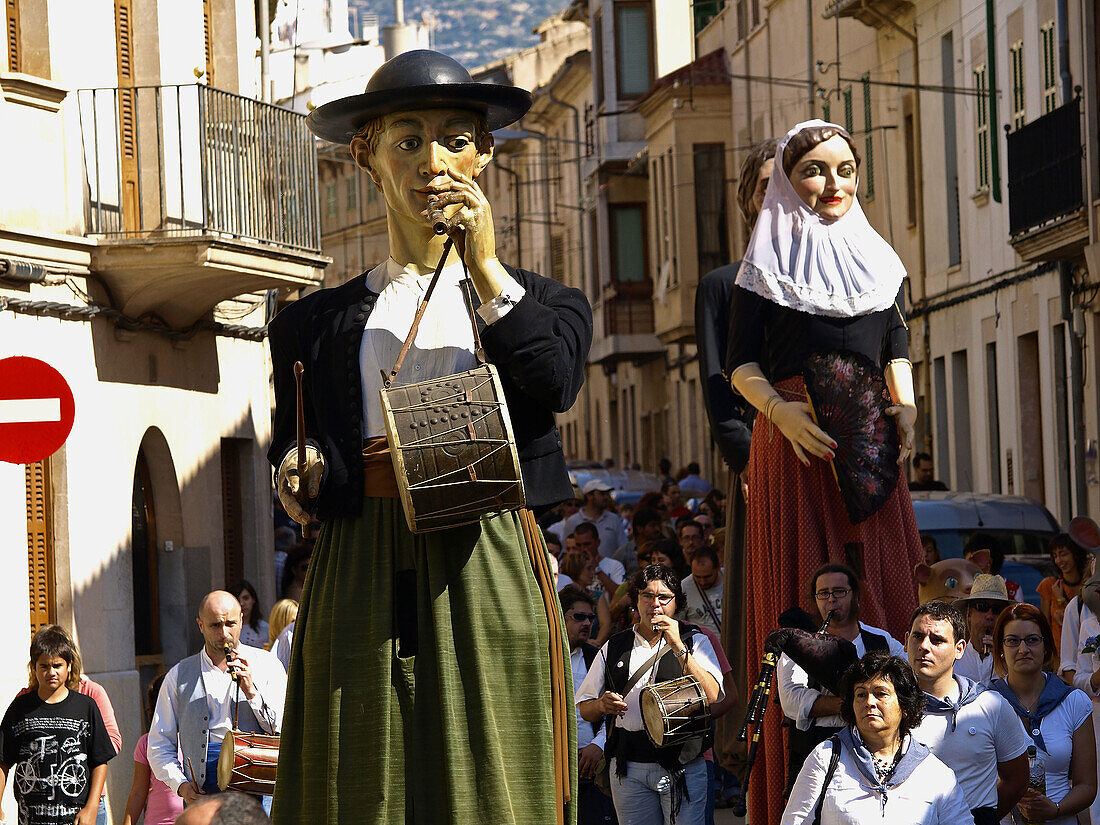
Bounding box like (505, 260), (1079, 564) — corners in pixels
(147, 644), (287, 794)
(570, 647), (607, 752)
(359, 258), (524, 437)
(575, 628), (724, 732)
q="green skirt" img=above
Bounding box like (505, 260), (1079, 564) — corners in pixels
(271, 499), (577, 825)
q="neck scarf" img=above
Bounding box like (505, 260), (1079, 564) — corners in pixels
(736, 119), (907, 318)
(923, 675), (981, 732)
(839, 727), (931, 814)
(990, 673), (1073, 752)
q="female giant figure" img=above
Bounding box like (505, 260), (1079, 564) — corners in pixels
(726, 120), (924, 823)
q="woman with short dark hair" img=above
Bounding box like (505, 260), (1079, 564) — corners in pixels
(781, 653), (972, 824)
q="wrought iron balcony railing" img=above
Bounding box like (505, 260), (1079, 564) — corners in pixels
(1007, 97), (1084, 238)
(76, 84), (320, 253)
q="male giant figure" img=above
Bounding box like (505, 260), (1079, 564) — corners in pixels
(267, 50), (592, 825)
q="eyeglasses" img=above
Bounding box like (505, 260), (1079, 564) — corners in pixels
(814, 587), (852, 601)
(970, 601), (1004, 614)
(568, 612), (596, 623)
(638, 592), (675, 606)
(1003, 635), (1044, 649)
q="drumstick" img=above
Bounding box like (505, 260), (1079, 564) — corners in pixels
(185, 755), (198, 786)
(293, 362), (306, 504)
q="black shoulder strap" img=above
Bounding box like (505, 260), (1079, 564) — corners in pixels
(582, 643), (598, 671)
(860, 629), (890, 653)
(811, 735), (842, 825)
(604, 631), (635, 696)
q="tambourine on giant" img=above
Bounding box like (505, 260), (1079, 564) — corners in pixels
(764, 626), (857, 696)
(802, 350), (900, 525)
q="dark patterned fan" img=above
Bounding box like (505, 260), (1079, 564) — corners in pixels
(802, 350), (900, 525)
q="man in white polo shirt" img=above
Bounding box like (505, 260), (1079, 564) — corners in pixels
(905, 599), (1029, 825)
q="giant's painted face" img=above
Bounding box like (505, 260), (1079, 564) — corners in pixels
(355, 108), (492, 230)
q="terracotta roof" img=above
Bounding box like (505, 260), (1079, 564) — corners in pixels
(633, 48), (729, 109)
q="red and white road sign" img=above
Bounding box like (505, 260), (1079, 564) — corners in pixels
(0, 356), (76, 464)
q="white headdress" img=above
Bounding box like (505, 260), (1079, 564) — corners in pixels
(736, 119), (907, 318)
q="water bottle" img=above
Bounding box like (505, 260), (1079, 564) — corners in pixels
(1018, 745), (1046, 825)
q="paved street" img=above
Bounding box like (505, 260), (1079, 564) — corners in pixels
(715, 806), (747, 824)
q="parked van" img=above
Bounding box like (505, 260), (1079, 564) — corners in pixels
(911, 491), (1060, 605)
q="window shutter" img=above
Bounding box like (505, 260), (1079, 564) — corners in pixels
(25, 461), (55, 634)
(202, 0), (214, 85)
(114, 0), (140, 232)
(5, 0), (19, 73)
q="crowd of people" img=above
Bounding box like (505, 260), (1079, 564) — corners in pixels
(568, 504), (1100, 825)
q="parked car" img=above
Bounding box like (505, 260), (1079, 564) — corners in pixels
(911, 491), (1060, 606)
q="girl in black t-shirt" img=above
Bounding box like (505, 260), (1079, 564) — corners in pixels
(0, 626), (115, 825)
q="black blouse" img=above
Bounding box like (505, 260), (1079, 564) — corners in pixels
(725, 284), (909, 384)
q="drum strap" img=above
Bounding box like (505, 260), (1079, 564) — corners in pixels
(381, 233), (486, 388)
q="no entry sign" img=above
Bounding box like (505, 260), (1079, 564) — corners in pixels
(0, 356), (76, 464)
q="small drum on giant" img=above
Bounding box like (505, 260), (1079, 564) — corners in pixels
(217, 730), (280, 795)
(381, 364), (526, 533)
(640, 675), (711, 748)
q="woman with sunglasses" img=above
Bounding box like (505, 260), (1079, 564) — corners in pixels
(990, 603), (1096, 824)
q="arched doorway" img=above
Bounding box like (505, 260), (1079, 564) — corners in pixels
(132, 449), (162, 678)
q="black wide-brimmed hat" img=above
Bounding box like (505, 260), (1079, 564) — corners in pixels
(306, 49), (532, 145)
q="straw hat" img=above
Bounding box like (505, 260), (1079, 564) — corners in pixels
(955, 573), (1012, 607)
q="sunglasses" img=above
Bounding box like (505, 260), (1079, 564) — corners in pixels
(568, 612), (596, 623)
(970, 601), (1005, 614)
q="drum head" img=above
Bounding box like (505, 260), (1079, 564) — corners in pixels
(217, 733), (236, 791)
(640, 688), (666, 746)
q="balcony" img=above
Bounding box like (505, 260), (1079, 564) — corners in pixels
(1007, 98), (1087, 262)
(589, 286), (664, 365)
(823, 0), (914, 27)
(77, 84), (327, 327)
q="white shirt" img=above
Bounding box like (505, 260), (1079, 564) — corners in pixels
(954, 643), (995, 688)
(148, 644), (288, 794)
(680, 573), (723, 635)
(570, 647), (607, 752)
(994, 683), (1091, 825)
(576, 629), (724, 732)
(1072, 602), (1100, 696)
(778, 623), (905, 730)
(359, 258), (524, 437)
(562, 509), (629, 558)
(781, 736), (974, 824)
(1060, 596), (1086, 676)
(909, 679), (1030, 810)
(596, 557), (625, 588)
(271, 622), (294, 672)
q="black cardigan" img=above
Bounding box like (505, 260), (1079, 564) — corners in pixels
(267, 264), (594, 519)
(695, 263), (754, 474)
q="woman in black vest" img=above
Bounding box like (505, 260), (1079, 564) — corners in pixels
(576, 566), (724, 825)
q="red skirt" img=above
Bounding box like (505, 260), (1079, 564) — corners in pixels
(744, 377), (922, 825)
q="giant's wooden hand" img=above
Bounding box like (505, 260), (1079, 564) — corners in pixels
(277, 446), (325, 525)
(426, 168), (514, 304)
